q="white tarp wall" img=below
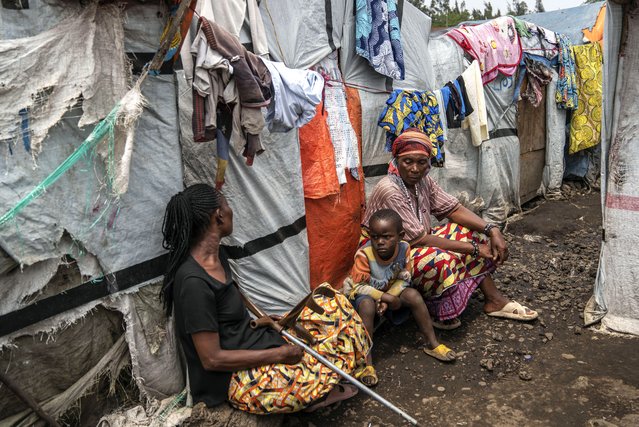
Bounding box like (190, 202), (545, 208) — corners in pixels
(591, 1), (639, 335)
(0, 2), (185, 422)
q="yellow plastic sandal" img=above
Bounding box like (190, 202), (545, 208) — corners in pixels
(356, 365), (379, 387)
(423, 344), (457, 362)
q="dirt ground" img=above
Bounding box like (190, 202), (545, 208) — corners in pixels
(290, 189), (639, 427)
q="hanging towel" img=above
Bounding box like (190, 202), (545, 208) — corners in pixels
(447, 16), (522, 84)
(461, 60), (489, 147)
(355, 0), (405, 80)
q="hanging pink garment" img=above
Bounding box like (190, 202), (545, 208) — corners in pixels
(447, 16), (522, 85)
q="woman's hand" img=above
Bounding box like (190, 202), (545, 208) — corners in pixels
(488, 229), (509, 266)
(478, 244), (494, 260)
(276, 344), (304, 364)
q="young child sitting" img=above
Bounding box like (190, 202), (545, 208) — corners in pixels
(343, 209), (456, 387)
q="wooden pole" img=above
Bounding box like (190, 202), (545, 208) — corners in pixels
(0, 371), (61, 427)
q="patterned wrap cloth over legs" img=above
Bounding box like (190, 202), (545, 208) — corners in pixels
(410, 223), (495, 321)
(228, 287), (371, 413)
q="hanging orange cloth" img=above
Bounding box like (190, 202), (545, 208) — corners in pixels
(300, 88), (365, 289)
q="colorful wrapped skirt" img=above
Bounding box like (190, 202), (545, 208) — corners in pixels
(411, 223), (495, 321)
(228, 285), (371, 414)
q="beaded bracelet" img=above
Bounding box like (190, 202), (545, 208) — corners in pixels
(470, 240), (479, 258)
(484, 223), (498, 236)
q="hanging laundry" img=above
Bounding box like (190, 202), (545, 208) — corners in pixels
(519, 55), (553, 107)
(355, 0), (405, 80)
(190, 17), (273, 176)
(461, 60), (489, 147)
(378, 90), (445, 165)
(312, 52), (361, 184)
(569, 43), (602, 154)
(198, 18), (271, 107)
(260, 59), (324, 132)
(442, 78), (474, 129)
(447, 16), (522, 85)
(512, 18), (558, 61)
(433, 90), (448, 143)
(555, 33), (578, 111)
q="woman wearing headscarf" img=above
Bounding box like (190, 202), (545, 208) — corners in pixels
(161, 184), (370, 414)
(362, 129), (537, 329)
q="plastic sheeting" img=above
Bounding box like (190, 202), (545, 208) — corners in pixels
(591, 2), (639, 335)
(520, 2), (606, 45)
(0, 307), (125, 421)
(0, 76), (182, 272)
(259, 0), (346, 69)
(540, 69), (567, 196)
(0, 4), (128, 155)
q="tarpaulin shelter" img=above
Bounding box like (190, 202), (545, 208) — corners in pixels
(587, 0), (639, 335)
(0, 0), (630, 424)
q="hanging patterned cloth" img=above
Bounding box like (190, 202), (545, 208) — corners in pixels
(569, 43), (603, 154)
(355, 0), (405, 80)
(555, 33), (579, 110)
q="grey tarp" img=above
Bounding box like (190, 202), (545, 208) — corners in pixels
(520, 1), (605, 45)
(0, 75), (182, 273)
(540, 69), (567, 196)
(590, 1), (639, 335)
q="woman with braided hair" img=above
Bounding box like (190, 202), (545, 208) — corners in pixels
(161, 184), (370, 414)
(362, 129), (538, 330)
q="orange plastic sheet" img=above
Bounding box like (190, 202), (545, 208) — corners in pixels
(300, 88), (365, 289)
(298, 102), (340, 199)
(582, 3), (606, 48)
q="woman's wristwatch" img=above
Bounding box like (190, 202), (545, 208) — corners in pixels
(483, 223), (498, 236)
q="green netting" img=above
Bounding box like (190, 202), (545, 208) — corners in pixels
(0, 103), (121, 228)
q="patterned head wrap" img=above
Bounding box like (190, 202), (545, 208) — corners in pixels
(391, 128), (435, 158)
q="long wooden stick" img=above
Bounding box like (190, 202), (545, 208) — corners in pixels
(0, 371), (61, 427)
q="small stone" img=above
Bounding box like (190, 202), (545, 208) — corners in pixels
(544, 332), (554, 341)
(478, 381), (487, 387)
(562, 353), (576, 360)
(574, 328), (582, 335)
(523, 324), (534, 330)
(519, 370), (533, 381)
(399, 345), (410, 354)
(492, 332), (504, 342)
(508, 334), (516, 340)
(437, 386), (446, 392)
(518, 337), (525, 343)
(480, 358), (495, 371)
(461, 387), (471, 391)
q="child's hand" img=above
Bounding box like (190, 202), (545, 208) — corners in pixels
(377, 301), (389, 316)
(381, 293), (402, 311)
